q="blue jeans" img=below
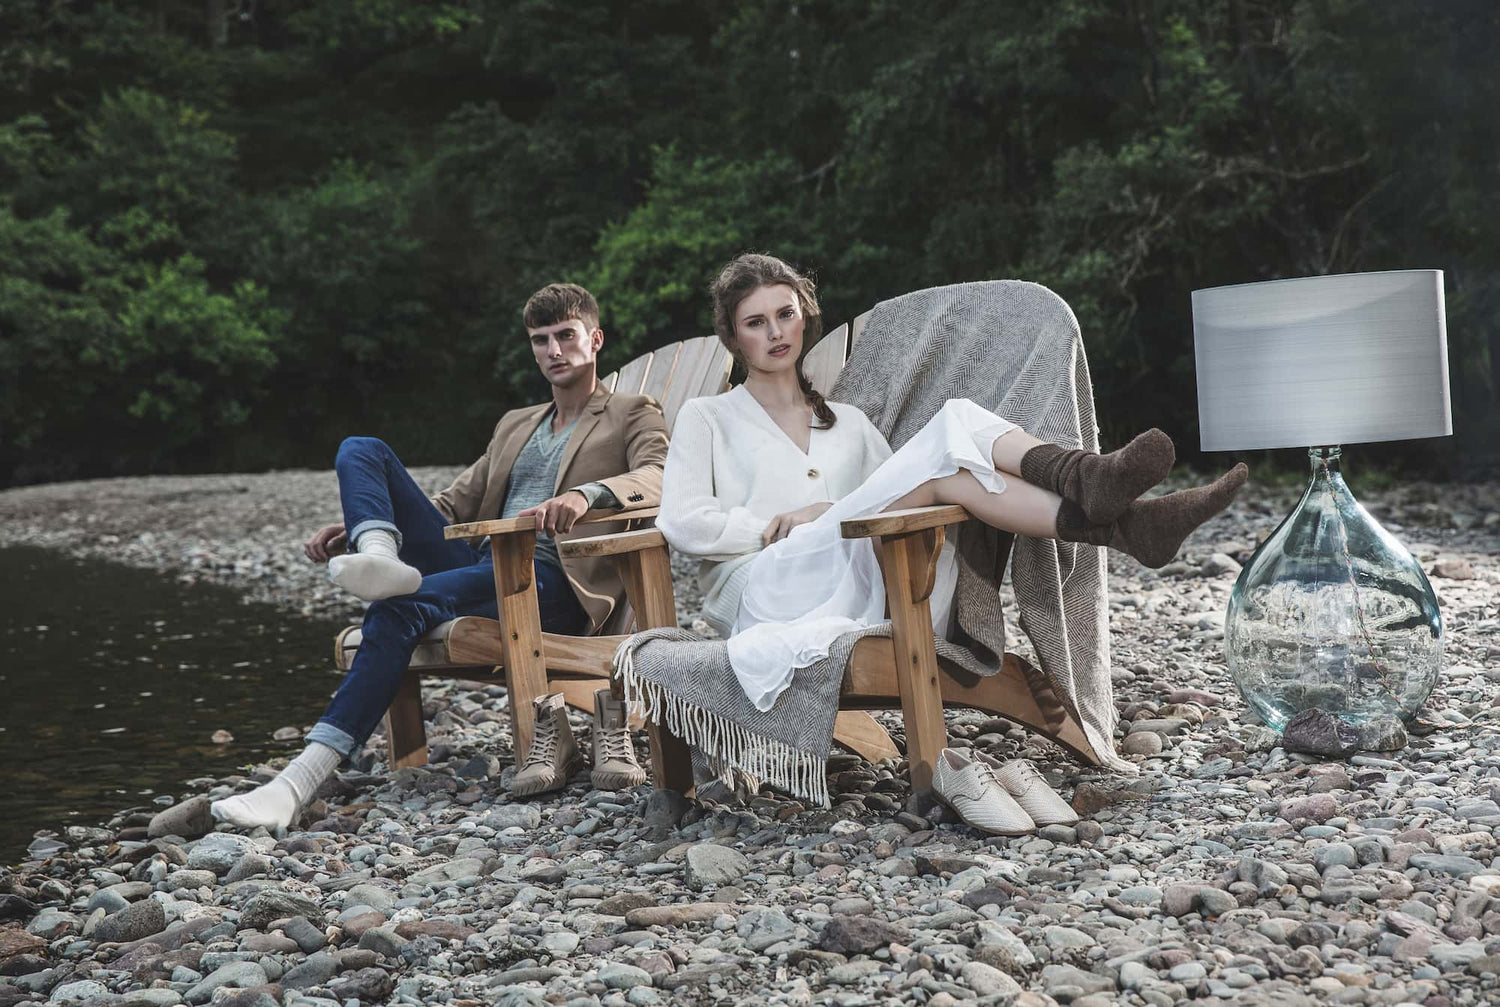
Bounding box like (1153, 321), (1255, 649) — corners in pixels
(307, 436), (588, 759)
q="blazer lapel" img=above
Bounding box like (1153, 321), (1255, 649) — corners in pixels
(481, 402), (551, 519)
(554, 386), (611, 493)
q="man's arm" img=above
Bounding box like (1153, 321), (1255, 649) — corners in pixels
(431, 419), (502, 524)
(590, 396), (669, 509)
(523, 397), (667, 536)
(569, 481), (620, 511)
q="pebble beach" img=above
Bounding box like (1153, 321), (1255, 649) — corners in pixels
(1, 467), (1498, 1007)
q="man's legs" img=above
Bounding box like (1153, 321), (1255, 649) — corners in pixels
(213, 552), (587, 830)
(327, 436), (477, 600)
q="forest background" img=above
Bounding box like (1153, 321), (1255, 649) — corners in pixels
(2, 0), (1496, 489)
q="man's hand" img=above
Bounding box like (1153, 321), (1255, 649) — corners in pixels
(305, 522), (348, 563)
(762, 501), (833, 546)
(518, 490), (591, 538)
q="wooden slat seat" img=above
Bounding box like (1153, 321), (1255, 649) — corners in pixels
(551, 292), (1115, 796)
(331, 307), (1109, 793)
(330, 332), (907, 780)
(335, 616), (896, 765)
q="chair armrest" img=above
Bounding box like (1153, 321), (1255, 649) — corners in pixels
(559, 528), (667, 559)
(444, 506), (660, 541)
(840, 504), (971, 540)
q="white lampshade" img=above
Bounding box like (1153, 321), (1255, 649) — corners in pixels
(1193, 269), (1452, 451)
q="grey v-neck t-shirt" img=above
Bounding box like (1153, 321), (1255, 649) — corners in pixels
(498, 408), (615, 569)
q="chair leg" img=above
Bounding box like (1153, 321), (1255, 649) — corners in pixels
(620, 546), (694, 794)
(832, 711), (901, 764)
(876, 529), (949, 795)
(383, 672), (429, 769)
(491, 531), (548, 762)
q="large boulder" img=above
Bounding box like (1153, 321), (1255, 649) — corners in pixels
(94, 900), (166, 944)
(147, 797), (214, 840)
(238, 892), (325, 931)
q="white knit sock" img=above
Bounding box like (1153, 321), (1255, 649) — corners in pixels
(327, 529), (421, 601)
(210, 742), (342, 831)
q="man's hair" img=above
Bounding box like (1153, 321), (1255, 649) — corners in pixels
(523, 283), (600, 333)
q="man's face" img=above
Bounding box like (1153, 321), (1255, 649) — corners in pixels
(528, 318), (603, 388)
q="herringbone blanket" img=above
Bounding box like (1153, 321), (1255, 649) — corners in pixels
(833, 280), (1131, 774)
(614, 280), (1131, 805)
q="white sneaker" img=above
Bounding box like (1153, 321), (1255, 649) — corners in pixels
(932, 748), (1036, 836)
(981, 755), (1080, 826)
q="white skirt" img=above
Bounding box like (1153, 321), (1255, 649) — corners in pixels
(727, 398), (1018, 710)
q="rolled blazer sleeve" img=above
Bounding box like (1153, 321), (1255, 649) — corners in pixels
(592, 395), (669, 509)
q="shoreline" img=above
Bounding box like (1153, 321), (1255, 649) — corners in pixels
(2, 470), (1499, 1006)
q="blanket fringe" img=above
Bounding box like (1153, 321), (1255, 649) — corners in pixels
(612, 638), (831, 808)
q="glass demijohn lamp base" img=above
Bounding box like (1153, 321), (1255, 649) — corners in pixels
(1225, 447), (1444, 731)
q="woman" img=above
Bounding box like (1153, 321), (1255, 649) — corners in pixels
(656, 253), (1246, 830)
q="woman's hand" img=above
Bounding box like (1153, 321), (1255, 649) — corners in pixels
(305, 523), (348, 562)
(762, 502), (833, 546)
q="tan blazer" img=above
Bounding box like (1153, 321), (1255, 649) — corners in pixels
(431, 385), (669, 632)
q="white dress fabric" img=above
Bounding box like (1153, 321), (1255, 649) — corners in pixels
(657, 387), (1018, 712)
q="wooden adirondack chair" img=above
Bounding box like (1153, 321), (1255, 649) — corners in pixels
(334, 334), (900, 791)
(557, 313), (1108, 795)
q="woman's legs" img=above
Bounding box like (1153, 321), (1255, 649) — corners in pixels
(886, 461), (1248, 569)
(1059, 464), (1249, 567)
(890, 471), (1063, 539)
(993, 427), (1176, 525)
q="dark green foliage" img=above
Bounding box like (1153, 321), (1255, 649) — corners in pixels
(1, 0), (1496, 485)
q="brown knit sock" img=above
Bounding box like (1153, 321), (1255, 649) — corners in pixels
(1111, 463), (1249, 568)
(1020, 429), (1175, 526)
(1054, 463), (1249, 569)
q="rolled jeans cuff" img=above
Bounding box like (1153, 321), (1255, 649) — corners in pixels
(348, 519), (403, 552)
(307, 721), (359, 761)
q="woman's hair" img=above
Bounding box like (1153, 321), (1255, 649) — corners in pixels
(710, 252), (836, 429)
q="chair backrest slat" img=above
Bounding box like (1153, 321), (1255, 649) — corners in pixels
(639, 341), (683, 405)
(660, 335), (732, 431)
(613, 350), (655, 396)
(802, 323), (848, 396)
(602, 312), (873, 437)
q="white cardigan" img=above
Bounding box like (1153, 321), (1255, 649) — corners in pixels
(657, 385), (893, 635)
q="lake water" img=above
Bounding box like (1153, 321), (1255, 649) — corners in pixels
(0, 545), (345, 863)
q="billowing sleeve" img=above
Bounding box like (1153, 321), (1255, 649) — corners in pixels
(656, 401), (769, 561)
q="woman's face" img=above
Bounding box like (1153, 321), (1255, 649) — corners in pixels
(733, 283), (805, 376)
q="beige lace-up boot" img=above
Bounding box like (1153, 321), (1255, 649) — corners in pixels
(510, 693), (581, 796)
(590, 688), (647, 790)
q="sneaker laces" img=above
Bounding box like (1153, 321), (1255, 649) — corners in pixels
(523, 715), (558, 769)
(597, 725), (634, 763)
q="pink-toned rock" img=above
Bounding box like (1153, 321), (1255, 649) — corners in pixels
(1278, 794), (1339, 823)
(1166, 689), (1224, 707)
(393, 920), (476, 942)
(1431, 558), (1476, 580)
(0, 928), (47, 963)
(1392, 934), (1435, 963)
(341, 913), (386, 939)
(625, 903), (735, 927)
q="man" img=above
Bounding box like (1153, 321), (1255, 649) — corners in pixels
(211, 283), (667, 830)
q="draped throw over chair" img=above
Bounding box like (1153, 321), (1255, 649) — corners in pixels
(559, 305), (1109, 796)
(333, 335), (901, 786)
